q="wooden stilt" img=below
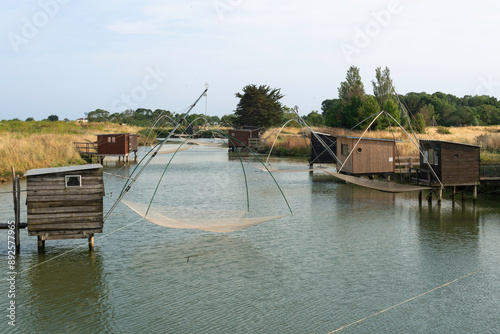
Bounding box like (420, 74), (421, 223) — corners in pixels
(418, 190), (422, 205)
(37, 236), (45, 249)
(438, 188), (443, 203)
(473, 185), (477, 203)
(15, 175), (20, 253)
(88, 234), (94, 250)
(11, 168), (21, 253)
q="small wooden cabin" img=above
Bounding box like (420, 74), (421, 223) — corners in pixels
(24, 164), (105, 248)
(309, 132), (338, 165)
(336, 136), (397, 175)
(96, 133), (138, 161)
(227, 129), (260, 151)
(419, 140), (480, 186)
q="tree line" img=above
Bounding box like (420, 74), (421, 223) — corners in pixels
(321, 66), (500, 132)
(86, 108), (223, 127)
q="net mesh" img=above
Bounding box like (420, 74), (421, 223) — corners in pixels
(122, 200), (286, 232)
(323, 170), (433, 193)
(252, 165), (331, 173)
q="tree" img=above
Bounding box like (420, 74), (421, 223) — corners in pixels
(25, 117), (34, 122)
(87, 109), (109, 122)
(372, 66), (395, 108)
(338, 66), (365, 129)
(419, 104), (436, 126)
(341, 96), (363, 129)
(304, 111), (324, 126)
(47, 115), (59, 122)
(221, 114), (238, 127)
(357, 95), (380, 129)
(338, 66), (365, 104)
(322, 99), (342, 127)
(234, 84), (284, 128)
(414, 113), (426, 133)
(379, 98), (400, 129)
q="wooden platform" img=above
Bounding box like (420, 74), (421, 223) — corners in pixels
(323, 170), (433, 193)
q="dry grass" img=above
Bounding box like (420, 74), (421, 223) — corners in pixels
(260, 125), (500, 161)
(0, 133), (93, 180)
(0, 122), (144, 181)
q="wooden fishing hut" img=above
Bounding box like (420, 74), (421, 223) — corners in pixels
(418, 140), (480, 197)
(24, 164), (104, 249)
(336, 136), (398, 176)
(227, 128), (260, 151)
(96, 133), (138, 163)
(309, 132), (338, 167)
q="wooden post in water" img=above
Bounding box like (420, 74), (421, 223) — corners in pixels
(88, 234), (94, 250)
(11, 168), (21, 253)
(473, 185), (477, 203)
(37, 237), (45, 249)
(408, 162), (412, 183)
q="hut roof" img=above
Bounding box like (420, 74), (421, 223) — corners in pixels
(419, 139), (480, 148)
(342, 136), (402, 143)
(24, 164), (103, 177)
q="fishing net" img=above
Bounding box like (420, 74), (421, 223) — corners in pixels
(323, 170), (433, 193)
(122, 200), (286, 232)
(252, 165), (331, 173)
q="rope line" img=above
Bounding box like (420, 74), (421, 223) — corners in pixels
(328, 269), (481, 333)
(17, 217), (144, 275)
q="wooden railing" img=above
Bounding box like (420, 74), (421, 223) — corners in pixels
(395, 156), (419, 174)
(74, 142), (97, 155)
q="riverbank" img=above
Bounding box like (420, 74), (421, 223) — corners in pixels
(0, 121), (142, 182)
(1, 121), (499, 182)
(261, 125), (500, 161)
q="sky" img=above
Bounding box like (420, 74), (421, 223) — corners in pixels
(1, 0), (500, 121)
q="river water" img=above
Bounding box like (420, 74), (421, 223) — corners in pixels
(1, 143), (500, 333)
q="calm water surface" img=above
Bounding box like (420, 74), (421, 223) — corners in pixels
(1, 143), (500, 333)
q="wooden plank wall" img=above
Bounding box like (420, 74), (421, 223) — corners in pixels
(337, 138), (394, 174)
(26, 169), (104, 238)
(97, 134), (129, 155)
(310, 134), (337, 164)
(441, 143), (480, 185)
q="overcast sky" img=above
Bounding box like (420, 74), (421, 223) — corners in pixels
(1, 0), (500, 121)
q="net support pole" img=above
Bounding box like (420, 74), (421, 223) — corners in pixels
(103, 87), (208, 222)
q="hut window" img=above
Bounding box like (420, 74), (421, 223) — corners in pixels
(428, 149), (434, 164)
(454, 154), (459, 158)
(341, 144), (349, 155)
(433, 150), (439, 165)
(107, 137), (116, 143)
(65, 175), (82, 188)
(357, 147), (363, 153)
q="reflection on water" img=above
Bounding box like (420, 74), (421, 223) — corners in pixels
(20, 250), (111, 333)
(1, 145), (500, 333)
